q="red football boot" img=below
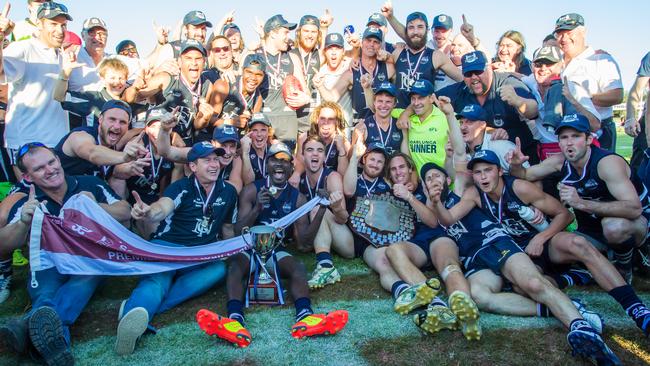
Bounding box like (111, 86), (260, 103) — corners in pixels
(291, 310), (349, 339)
(196, 309), (252, 348)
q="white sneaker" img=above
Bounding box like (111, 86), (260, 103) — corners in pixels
(0, 272), (11, 304)
(115, 307), (148, 355)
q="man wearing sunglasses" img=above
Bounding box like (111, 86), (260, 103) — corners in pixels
(0, 142), (130, 365)
(438, 51), (540, 163)
(67, 17), (109, 95)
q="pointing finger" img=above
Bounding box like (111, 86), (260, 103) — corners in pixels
(1, 3), (11, 19)
(132, 190), (143, 205)
(462, 14), (467, 25)
(28, 184), (35, 201)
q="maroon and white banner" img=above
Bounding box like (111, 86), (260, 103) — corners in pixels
(28, 194), (326, 276)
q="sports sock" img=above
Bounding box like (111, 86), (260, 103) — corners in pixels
(227, 299), (245, 325)
(391, 281), (409, 300)
(316, 252), (334, 268)
(552, 268), (593, 289)
(430, 296), (447, 307)
(613, 247), (634, 271)
(609, 285), (650, 332)
(0, 258), (11, 274)
(570, 319), (593, 332)
(294, 297), (313, 322)
(536, 303), (553, 318)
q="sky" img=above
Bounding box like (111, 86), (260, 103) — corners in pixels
(10, 0), (648, 89)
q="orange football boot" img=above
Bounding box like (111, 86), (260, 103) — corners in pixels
(291, 310), (349, 339)
(196, 309), (252, 348)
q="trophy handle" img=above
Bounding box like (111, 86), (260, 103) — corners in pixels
(242, 226), (251, 247)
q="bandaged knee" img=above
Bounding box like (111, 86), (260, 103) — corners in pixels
(440, 264), (462, 281)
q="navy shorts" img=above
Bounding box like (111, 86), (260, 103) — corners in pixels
(463, 238), (523, 278)
(409, 226), (449, 265)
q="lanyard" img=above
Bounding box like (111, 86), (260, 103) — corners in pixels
(325, 140), (336, 163)
(180, 74), (202, 109)
(194, 177), (216, 216)
(148, 141), (164, 183)
(306, 168), (325, 199)
(483, 187), (506, 223)
(255, 146), (268, 177)
(561, 149), (591, 185)
(373, 116), (393, 147)
(406, 49), (426, 81)
(360, 175), (379, 198)
(266, 176), (288, 194)
(263, 50), (283, 78)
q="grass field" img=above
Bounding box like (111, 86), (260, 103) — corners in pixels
(0, 130), (648, 365)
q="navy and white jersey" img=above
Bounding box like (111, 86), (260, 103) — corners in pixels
(560, 147), (649, 232)
(394, 48), (436, 108)
(154, 176), (238, 246)
(441, 191), (510, 258)
(258, 50), (295, 114)
(54, 125), (113, 178)
(247, 146), (268, 181)
(61, 88), (147, 128)
(9, 175), (121, 220)
(220, 75), (260, 136)
(157, 73), (213, 146)
(218, 161), (234, 183)
(478, 175), (538, 246)
(126, 134), (175, 205)
(299, 167), (334, 200)
(353, 175), (391, 198)
(351, 61), (389, 121)
(363, 115), (403, 156)
(406, 184), (439, 237)
(253, 179), (300, 239)
(323, 141), (341, 172)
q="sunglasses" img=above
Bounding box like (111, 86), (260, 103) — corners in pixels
(533, 61), (556, 68)
(212, 46), (231, 53)
(17, 142), (46, 159)
(463, 70), (484, 78)
(119, 47), (138, 55)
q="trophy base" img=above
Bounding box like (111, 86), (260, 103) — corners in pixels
(247, 277), (280, 305)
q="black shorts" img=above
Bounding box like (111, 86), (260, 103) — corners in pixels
(464, 238), (523, 278)
(353, 233), (371, 258)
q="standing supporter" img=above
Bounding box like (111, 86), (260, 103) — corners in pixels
(625, 52), (650, 171)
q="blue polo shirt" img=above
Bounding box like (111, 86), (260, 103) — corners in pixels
(153, 175), (238, 246)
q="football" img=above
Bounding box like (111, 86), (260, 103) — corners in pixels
(282, 74), (304, 110)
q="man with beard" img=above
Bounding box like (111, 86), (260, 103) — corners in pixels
(54, 100), (147, 179)
(241, 113), (273, 185)
(0, 144), (130, 365)
(317, 33), (353, 128)
(438, 51), (540, 163)
(123, 40), (215, 147)
(258, 14), (310, 149)
(350, 82), (404, 156)
(0, 2), (78, 179)
(381, 4), (462, 108)
(196, 142), (348, 347)
(554, 13), (623, 152)
(298, 135), (351, 288)
(118, 142), (236, 355)
(211, 54), (265, 138)
(153, 10), (212, 66)
(508, 114), (650, 337)
(315, 27), (395, 126)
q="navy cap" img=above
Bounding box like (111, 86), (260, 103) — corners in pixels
(101, 100), (132, 119)
(408, 80), (434, 97)
(299, 15), (320, 28)
(367, 13), (387, 27)
(420, 162), (448, 180)
(242, 53), (267, 71)
(221, 23), (240, 35)
(183, 10), (212, 27)
(268, 142), (293, 161)
(364, 142), (388, 158)
(264, 14), (297, 34)
(363, 27), (383, 41)
(324, 33), (345, 49)
(456, 104), (487, 121)
(213, 125), (239, 144)
(555, 13), (584, 32)
(374, 82), (398, 97)
(468, 149), (501, 170)
(37, 2), (72, 21)
(116, 40), (136, 54)
(180, 39), (207, 56)
(145, 107), (168, 125)
(187, 141), (225, 162)
(554, 114), (591, 135)
(406, 12), (428, 28)
(82, 17), (107, 32)
(461, 51), (488, 74)
(248, 113), (272, 128)
(432, 14), (453, 30)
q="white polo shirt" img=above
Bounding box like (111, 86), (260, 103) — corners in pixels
(68, 46), (107, 92)
(3, 38), (70, 149)
(561, 46), (623, 120)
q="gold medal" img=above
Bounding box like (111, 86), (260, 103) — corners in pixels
(269, 186), (278, 195)
(151, 183), (158, 190)
(364, 199), (370, 206)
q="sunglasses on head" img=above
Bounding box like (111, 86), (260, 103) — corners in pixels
(463, 69), (484, 78)
(212, 46), (230, 53)
(17, 142), (46, 159)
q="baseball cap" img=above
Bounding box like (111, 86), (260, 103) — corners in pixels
(101, 100), (132, 120)
(554, 114), (591, 135)
(420, 162), (448, 179)
(532, 46), (562, 64)
(367, 13), (387, 27)
(461, 51), (488, 75)
(213, 125), (239, 144)
(364, 142), (388, 158)
(248, 113), (272, 128)
(145, 108), (168, 125)
(432, 14), (452, 30)
(82, 17), (107, 32)
(408, 80), (434, 97)
(180, 39), (207, 56)
(374, 82), (398, 97)
(467, 149), (501, 170)
(324, 33), (344, 49)
(406, 11), (428, 28)
(268, 142), (293, 161)
(187, 141), (225, 162)
(221, 23), (240, 35)
(362, 27), (383, 41)
(264, 14), (297, 34)
(555, 13), (584, 32)
(63, 31), (81, 48)
(299, 15), (320, 28)
(37, 2), (72, 21)
(183, 10), (212, 27)
(456, 104), (487, 121)
(242, 54), (267, 71)
(116, 40), (136, 54)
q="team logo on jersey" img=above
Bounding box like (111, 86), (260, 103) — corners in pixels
(446, 222), (468, 241)
(584, 179), (598, 190)
(392, 131), (401, 141)
(502, 218), (531, 236)
(192, 218), (213, 237)
(282, 201), (292, 213)
(377, 73), (386, 82)
(213, 197), (226, 207)
(172, 91), (182, 98)
(281, 58), (290, 65)
(493, 118), (504, 127)
(507, 201), (521, 211)
(377, 182), (387, 190)
(421, 56), (429, 63)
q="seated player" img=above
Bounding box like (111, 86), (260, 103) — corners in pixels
(196, 142), (348, 347)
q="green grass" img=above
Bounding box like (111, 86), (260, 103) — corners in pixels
(616, 128), (634, 160)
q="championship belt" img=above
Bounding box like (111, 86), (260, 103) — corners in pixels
(348, 192), (416, 247)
